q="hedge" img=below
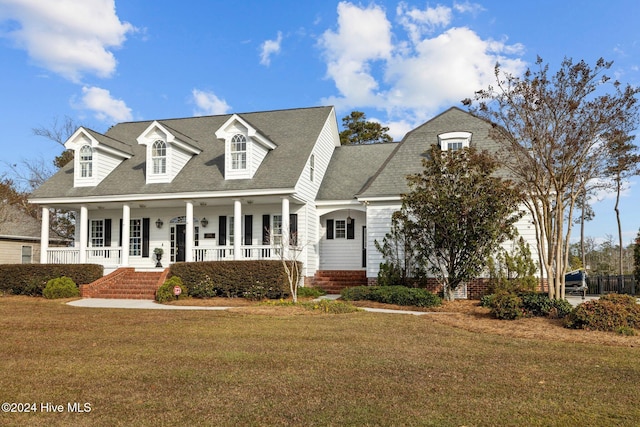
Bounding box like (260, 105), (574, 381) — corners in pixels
(0, 264), (103, 296)
(341, 285), (442, 308)
(169, 260), (298, 300)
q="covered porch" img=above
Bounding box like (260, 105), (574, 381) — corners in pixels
(39, 193), (304, 271)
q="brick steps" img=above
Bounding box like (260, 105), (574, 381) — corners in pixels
(313, 270), (367, 294)
(80, 268), (169, 299)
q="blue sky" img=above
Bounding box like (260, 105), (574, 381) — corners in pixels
(1, 0), (639, 245)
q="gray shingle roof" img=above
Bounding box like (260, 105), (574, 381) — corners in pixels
(357, 107), (504, 198)
(317, 143), (397, 200)
(32, 106), (334, 200)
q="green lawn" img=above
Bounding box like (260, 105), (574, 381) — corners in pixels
(1, 297), (639, 426)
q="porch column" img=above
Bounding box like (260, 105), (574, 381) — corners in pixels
(281, 197), (290, 258)
(121, 204), (130, 266)
(185, 201), (194, 262)
(39, 206), (50, 264)
(79, 205), (88, 263)
(234, 199), (242, 259)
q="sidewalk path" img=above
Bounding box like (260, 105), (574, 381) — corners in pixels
(67, 294), (600, 312)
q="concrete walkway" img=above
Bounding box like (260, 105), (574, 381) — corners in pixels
(67, 294), (597, 313)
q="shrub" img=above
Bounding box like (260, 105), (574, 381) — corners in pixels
(156, 276), (188, 303)
(489, 292), (524, 320)
(564, 294), (640, 331)
(170, 261), (292, 299)
(297, 286), (326, 298)
(341, 286), (373, 301)
(42, 277), (80, 299)
(188, 275), (217, 299)
(341, 285), (441, 308)
(0, 264), (103, 296)
(485, 291), (573, 320)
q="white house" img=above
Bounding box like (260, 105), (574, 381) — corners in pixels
(29, 106), (537, 297)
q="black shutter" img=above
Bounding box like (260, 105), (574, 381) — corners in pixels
(262, 215), (270, 244)
(326, 219), (334, 240)
(347, 218), (355, 240)
(142, 218), (150, 258)
(219, 216), (227, 245)
(289, 214), (298, 246)
(105, 219), (112, 247)
(118, 218), (123, 247)
(244, 215), (253, 245)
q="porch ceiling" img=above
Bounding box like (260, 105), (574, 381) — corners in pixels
(41, 193), (302, 211)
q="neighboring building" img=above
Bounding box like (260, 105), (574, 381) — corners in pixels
(0, 204), (67, 264)
(29, 106), (537, 296)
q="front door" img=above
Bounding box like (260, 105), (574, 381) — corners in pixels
(176, 224), (186, 262)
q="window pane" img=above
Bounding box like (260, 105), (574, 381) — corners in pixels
(335, 220), (346, 239)
(130, 219), (142, 256)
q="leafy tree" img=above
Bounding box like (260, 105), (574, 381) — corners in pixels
(339, 111), (393, 145)
(401, 145), (523, 300)
(488, 236), (538, 293)
(606, 130), (640, 276)
(466, 57), (640, 299)
(635, 228), (640, 285)
(374, 210), (426, 287)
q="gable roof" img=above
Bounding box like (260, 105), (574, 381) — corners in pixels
(31, 106), (334, 201)
(357, 107), (503, 199)
(317, 143), (398, 201)
(0, 204), (66, 242)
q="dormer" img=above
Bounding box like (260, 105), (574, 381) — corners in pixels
(438, 131), (472, 151)
(215, 114), (277, 180)
(137, 121), (201, 184)
(65, 127), (132, 187)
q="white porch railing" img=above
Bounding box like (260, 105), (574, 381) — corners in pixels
(45, 245), (281, 264)
(47, 247), (80, 264)
(193, 245), (282, 262)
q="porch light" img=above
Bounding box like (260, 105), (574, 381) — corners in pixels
(201, 217), (209, 228)
(347, 209), (352, 224)
(155, 218), (163, 229)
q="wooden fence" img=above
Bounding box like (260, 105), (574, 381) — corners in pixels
(586, 275), (636, 295)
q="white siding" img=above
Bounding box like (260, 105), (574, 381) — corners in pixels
(170, 146), (193, 180)
(365, 202), (401, 279)
(319, 210), (366, 270)
(294, 108), (339, 202)
(97, 150), (124, 183)
(250, 143), (269, 178)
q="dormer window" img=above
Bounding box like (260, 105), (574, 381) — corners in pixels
(152, 140), (167, 175)
(438, 131), (472, 151)
(79, 145), (93, 177)
(231, 134), (247, 170)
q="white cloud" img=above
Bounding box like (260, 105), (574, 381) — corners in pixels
(319, 1), (527, 136)
(192, 89), (231, 116)
(260, 31), (283, 66)
(78, 86), (132, 123)
(397, 2), (452, 44)
(453, 1), (486, 15)
(318, 2), (393, 110)
(0, 0), (135, 82)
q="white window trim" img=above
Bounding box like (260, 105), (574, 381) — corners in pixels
(151, 140), (167, 176)
(438, 131), (472, 151)
(230, 134), (247, 170)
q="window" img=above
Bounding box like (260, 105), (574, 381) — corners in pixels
(272, 215), (283, 246)
(335, 220), (346, 239)
(438, 131), (472, 151)
(90, 219), (104, 247)
(21, 246), (32, 264)
(152, 140), (166, 174)
(80, 145), (93, 178)
(130, 219), (142, 256)
(231, 134), (247, 170)
(310, 154), (315, 181)
(447, 141), (464, 151)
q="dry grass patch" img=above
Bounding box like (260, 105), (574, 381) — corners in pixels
(2, 296), (640, 426)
